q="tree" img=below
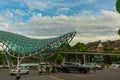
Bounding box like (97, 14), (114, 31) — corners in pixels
(59, 43), (71, 51)
(73, 42), (88, 51)
(55, 54), (63, 65)
(116, 0), (120, 14)
(0, 52), (5, 65)
(103, 55), (112, 64)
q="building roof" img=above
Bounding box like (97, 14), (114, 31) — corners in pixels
(97, 42), (104, 48)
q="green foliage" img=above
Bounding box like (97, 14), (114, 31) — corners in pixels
(103, 55), (112, 64)
(110, 56), (120, 62)
(0, 52), (5, 64)
(103, 55), (120, 64)
(58, 43), (72, 58)
(58, 42), (89, 52)
(103, 48), (114, 52)
(59, 43), (71, 51)
(118, 28), (120, 35)
(115, 49), (120, 54)
(73, 42), (88, 51)
(116, 0), (120, 14)
(55, 54), (63, 65)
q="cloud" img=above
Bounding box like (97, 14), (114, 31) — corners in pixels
(70, 34), (120, 45)
(88, 0), (96, 3)
(1, 10), (120, 45)
(14, 9), (27, 16)
(18, 0), (91, 11)
(0, 15), (6, 22)
(0, 9), (26, 23)
(56, 7), (70, 15)
(21, 0), (47, 11)
(0, 12), (13, 31)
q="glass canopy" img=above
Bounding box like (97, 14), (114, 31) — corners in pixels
(0, 31), (76, 58)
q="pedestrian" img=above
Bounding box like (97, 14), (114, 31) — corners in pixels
(93, 67), (96, 73)
(15, 69), (21, 80)
(107, 64), (109, 69)
(93, 63), (96, 73)
(52, 65), (57, 73)
(57, 65), (61, 72)
(46, 66), (50, 74)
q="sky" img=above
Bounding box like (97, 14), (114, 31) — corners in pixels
(0, 0), (120, 45)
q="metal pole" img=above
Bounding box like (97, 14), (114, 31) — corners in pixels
(76, 54), (78, 62)
(83, 54), (86, 64)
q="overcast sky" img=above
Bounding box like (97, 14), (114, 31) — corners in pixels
(0, 0), (120, 45)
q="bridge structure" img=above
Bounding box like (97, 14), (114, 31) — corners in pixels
(55, 51), (120, 63)
(44, 50), (120, 63)
(0, 30), (120, 68)
(0, 31), (76, 68)
(57, 51), (120, 56)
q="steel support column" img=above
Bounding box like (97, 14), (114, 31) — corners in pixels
(5, 52), (13, 69)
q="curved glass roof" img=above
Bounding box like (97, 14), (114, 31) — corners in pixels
(0, 31), (76, 58)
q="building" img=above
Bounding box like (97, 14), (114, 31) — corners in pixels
(95, 40), (104, 62)
(96, 40), (104, 52)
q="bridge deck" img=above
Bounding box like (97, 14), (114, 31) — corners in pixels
(56, 52), (120, 56)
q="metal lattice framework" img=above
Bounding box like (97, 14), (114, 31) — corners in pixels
(0, 31), (76, 58)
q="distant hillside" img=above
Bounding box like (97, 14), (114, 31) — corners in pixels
(86, 40), (120, 50)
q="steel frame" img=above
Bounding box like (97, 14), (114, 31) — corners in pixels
(0, 31), (76, 68)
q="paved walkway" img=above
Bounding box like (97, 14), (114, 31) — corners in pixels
(21, 74), (64, 80)
(0, 68), (120, 80)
